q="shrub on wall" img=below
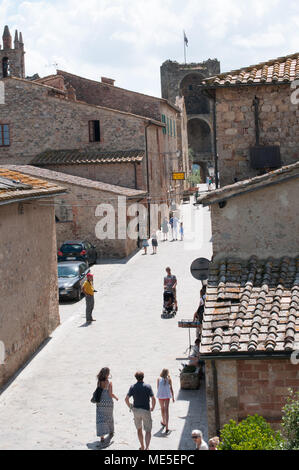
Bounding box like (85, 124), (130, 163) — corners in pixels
(218, 415), (284, 450)
(281, 389), (299, 450)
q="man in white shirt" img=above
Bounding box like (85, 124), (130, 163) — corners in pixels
(192, 429), (209, 450)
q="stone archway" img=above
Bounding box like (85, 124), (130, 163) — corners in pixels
(188, 118), (212, 182)
(180, 73), (210, 115)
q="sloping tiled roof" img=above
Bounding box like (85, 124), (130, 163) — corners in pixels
(197, 161), (299, 206)
(204, 52), (299, 88)
(31, 149), (145, 166)
(200, 257), (299, 356)
(0, 167), (65, 204)
(5, 165), (147, 198)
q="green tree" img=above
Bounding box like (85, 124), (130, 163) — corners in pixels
(218, 415), (284, 450)
(187, 169), (202, 186)
(281, 389), (299, 450)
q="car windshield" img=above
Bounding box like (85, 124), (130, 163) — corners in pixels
(58, 265), (80, 278)
(61, 244), (83, 253)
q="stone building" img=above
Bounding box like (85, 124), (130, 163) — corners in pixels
(0, 25), (25, 79)
(203, 53), (299, 186)
(0, 76), (180, 232)
(6, 165), (147, 258)
(197, 162), (299, 435)
(160, 59), (220, 180)
(0, 167), (64, 388)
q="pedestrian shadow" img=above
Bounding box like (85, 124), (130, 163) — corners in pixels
(86, 438), (114, 450)
(79, 322), (93, 328)
(176, 378), (208, 450)
(154, 427), (173, 438)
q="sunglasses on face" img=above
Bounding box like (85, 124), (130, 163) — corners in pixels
(192, 435), (199, 439)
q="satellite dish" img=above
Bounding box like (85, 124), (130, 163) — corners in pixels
(190, 258), (210, 281)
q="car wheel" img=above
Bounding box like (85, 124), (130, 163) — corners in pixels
(76, 287), (81, 301)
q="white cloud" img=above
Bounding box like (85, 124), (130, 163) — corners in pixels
(0, 0), (298, 96)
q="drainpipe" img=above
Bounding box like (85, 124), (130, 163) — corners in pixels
(211, 93), (219, 189)
(203, 88), (219, 188)
(211, 360), (221, 435)
(144, 121), (152, 237)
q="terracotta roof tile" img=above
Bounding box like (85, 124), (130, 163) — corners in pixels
(204, 52), (299, 88)
(31, 149), (145, 166)
(0, 167), (65, 204)
(4, 165), (147, 199)
(200, 256), (299, 356)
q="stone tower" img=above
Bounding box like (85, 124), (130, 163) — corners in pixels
(160, 59), (220, 180)
(0, 25), (25, 79)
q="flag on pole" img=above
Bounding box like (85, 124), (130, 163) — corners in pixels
(184, 31), (188, 47)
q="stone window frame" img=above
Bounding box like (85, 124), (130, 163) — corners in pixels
(88, 120), (101, 143)
(0, 123), (10, 147)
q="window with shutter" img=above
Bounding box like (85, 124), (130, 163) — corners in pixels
(0, 124), (10, 146)
(161, 114), (166, 135)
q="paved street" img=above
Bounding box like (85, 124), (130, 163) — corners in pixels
(0, 201), (212, 450)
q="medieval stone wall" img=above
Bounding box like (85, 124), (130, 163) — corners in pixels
(0, 200), (59, 388)
(210, 177), (299, 261)
(215, 84), (299, 186)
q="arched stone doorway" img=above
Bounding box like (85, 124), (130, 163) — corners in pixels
(188, 118), (212, 182)
(180, 73), (210, 115)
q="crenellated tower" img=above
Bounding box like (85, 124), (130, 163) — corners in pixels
(0, 25), (25, 79)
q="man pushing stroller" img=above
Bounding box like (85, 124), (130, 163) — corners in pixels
(163, 267), (178, 313)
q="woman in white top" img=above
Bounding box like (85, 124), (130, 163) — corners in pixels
(156, 369), (175, 434)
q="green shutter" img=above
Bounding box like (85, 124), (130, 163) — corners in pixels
(167, 117), (169, 135)
(161, 114), (166, 135)
(170, 119), (172, 136)
(173, 120), (176, 137)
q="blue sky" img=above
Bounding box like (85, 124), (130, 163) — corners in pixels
(1, 0), (298, 96)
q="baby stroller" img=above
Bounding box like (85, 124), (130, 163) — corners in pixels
(163, 289), (176, 317)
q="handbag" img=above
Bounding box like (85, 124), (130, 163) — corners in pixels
(91, 386), (103, 403)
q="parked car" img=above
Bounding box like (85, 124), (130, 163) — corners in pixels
(58, 261), (90, 301)
(57, 240), (97, 265)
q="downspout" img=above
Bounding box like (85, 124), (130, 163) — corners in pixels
(144, 121), (152, 237)
(211, 360), (221, 435)
(203, 88), (219, 188)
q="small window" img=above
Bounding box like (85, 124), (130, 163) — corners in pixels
(89, 120), (101, 142)
(170, 119), (173, 137)
(0, 124), (10, 146)
(161, 114), (166, 135)
(2, 57), (9, 78)
(55, 200), (73, 222)
(167, 117), (169, 135)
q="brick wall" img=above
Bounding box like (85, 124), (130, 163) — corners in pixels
(0, 200), (59, 388)
(205, 357), (299, 436)
(215, 84), (299, 186)
(237, 359), (299, 423)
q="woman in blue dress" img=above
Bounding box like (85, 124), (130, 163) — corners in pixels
(96, 367), (118, 443)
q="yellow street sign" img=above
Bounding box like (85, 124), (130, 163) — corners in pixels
(172, 172), (185, 180)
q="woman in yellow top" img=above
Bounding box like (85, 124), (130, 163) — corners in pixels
(83, 273), (96, 323)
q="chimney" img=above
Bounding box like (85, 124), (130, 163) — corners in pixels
(101, 77), (115, 86)
(3, 25), (12, 49)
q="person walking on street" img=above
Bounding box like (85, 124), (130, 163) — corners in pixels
(161, 217), (169, 241)
(83, 273), (96, 323)
(172, 215), (179, 241)
(142, 238), (149, 255)
(125, 371), (156, 450)
(192, 429), (208, 450)
(156, 369), (175, 435)
(151, 233), (158, 255)
(169, 215), (174, 240)
(164, 267), (178, 311)
(179, 222), (184, 241)
(95, 367), (118, 444)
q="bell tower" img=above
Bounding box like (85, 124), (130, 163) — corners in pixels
(0, 25), (25, 79)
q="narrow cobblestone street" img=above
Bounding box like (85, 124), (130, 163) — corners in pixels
(0, 202), (212, 450)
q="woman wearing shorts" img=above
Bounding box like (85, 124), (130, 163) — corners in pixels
(151, 233), (158, 254)
(156, 369), (175, 435)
